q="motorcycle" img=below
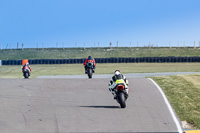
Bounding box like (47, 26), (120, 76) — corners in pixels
(115, 84), (128, 108)
(86, 61), (94, 79)
(23, 66), (30, 79)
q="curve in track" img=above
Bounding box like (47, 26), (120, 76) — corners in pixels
(0, 78), (184, 133)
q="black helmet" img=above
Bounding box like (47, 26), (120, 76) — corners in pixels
(88, 56), (92, 60)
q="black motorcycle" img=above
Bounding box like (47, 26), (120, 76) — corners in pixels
(86, 62), (94, 79)
(23, 66), (30, 79)
(115, 84), (128, 108)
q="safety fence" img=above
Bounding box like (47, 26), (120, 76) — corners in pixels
(1, 57), (200, 65)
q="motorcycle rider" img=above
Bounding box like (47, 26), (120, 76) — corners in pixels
(83, 56), (96, 74)
(109, 70), (129, 99)
(22, 63), (31, 75)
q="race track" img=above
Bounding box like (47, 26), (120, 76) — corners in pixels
(0, 78), (184, 133)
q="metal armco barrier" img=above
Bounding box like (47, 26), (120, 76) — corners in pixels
(2, 57), (200, 65)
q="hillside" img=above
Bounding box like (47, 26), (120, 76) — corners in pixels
(1, 47), (200, 60)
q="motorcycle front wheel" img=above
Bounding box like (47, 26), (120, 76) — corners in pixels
(87, 68), (93, 79)
(24, 72), (29, 79)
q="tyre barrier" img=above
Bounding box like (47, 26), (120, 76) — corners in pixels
(2, 57), (200, 65)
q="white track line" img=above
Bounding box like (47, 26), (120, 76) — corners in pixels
(148, 78), (183, 133)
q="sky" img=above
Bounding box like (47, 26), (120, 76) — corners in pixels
(0, 0), (200, 48)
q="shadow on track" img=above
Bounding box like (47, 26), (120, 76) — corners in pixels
(79, 105), (119, 109)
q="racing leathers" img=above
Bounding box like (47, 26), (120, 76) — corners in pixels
(109, 74), (129, 99)
(83, 56), (96, 73)
(22, 64), (31, 76)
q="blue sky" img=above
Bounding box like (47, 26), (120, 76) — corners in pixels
(0, 0), (200, 48)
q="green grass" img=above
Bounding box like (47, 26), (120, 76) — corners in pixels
(1, 47), (200, 60)
(152, 75), (200, 129)
(1, 63), (200, 78)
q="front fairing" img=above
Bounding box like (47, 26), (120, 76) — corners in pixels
(86, 62), (94, 68)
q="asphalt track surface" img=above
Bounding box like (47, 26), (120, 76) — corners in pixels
(0, 77), (185, 133)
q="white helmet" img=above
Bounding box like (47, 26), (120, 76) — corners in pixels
(26, 63), (29, 65)
(114, 70), (120, 75)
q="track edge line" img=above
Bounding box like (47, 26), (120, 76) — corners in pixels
(148, 78), (184, 133)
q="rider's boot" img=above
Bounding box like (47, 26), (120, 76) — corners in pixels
(125, 88), (129, 99)
(111, 89), (117, 99)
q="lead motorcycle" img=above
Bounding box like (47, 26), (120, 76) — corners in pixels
(115, 84), (129, 108)
(86, 61), (94, 79)
(23, 66), (30, 79)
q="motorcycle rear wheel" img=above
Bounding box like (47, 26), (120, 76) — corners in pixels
(118, 92), (126, 108)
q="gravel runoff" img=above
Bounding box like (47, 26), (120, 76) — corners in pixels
(37, 72), (200, 79)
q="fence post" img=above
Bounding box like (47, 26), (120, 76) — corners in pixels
(22, 43), (24, 50)
(109, 42), (112, 49)
(149, 42), (151, 49)
(17, 42), (19, 49)
(0, 60), (2, 66)
(199, 41), (200, 47)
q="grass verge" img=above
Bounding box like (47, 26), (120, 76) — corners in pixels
(1, 47), (200, 60)
(1, 63), (200, 78)
(152, 75), (200, 129)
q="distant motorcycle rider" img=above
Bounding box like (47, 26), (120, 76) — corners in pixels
(109, 70), (129, 99)
(83, 56), (96, 74)
(22, 63), (31, 75)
